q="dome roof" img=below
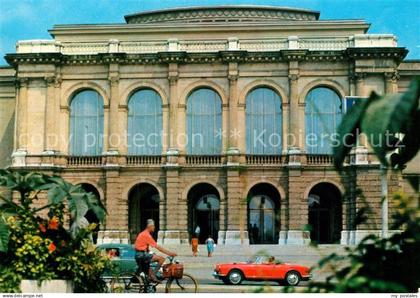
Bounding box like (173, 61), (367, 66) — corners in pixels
(124, 5), (320, 24)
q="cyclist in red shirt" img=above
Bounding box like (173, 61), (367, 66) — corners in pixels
(134, 219), (177, 283)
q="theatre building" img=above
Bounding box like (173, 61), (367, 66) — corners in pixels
(0, 6), (419, 245)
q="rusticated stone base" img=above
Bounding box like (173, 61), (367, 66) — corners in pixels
(279, 230), (311, 245)
(157, 230), (189, 245)
(97, 230), (130, 244)
(341, 229), (402, 245)
(220, 230), (249, 245)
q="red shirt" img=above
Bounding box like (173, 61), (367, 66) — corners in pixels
(135, 229), (157, 251)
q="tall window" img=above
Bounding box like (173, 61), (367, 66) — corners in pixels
(69, 90), (104, 155)
(127, 89), (163, 155)
(186, 88), (222, 155)
(246, 87), (282, 154)
(305, 87), (342, 154)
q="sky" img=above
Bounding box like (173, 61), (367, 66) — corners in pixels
(0, 0), (419, 65)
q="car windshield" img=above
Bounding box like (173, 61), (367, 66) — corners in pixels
(247, 255), (282, 264)
(247, 255), (269, 264)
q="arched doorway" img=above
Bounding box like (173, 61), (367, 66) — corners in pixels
(188, 183), (220, 244)
(247, 183), (280, 244)
(308, 183), (342, 244)
(80, 183), (101, 244)
(128, 183), (160, 243)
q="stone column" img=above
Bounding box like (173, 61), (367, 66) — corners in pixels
(355, 72), (368, 148)
(99, 169), (130, 244)
(53, 75), (62, 153)
(227, 64), (239, 148)
(237, 103), (246, 163)
(281, 149), (310, 245)
(161, 166), (188, 244)
(162, 103), (170, 155)
(355, 72), (367, 97)
(288, 67), (301, 150)
(384, 71), (399, 94)
(168, 63), (180, 153)
(44, 76), (56, 153)
(223, 168), (249, 245)
(282, 103), (290, 154)
(108, 68), (120, 154)
(16, 77), (29, 151)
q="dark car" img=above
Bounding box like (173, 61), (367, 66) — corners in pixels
(96, 243), (137, 278)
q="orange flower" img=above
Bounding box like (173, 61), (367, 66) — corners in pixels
(48, 242), (56, 253)
(39, 223), (47, 233)
(48, 216), (59, 230)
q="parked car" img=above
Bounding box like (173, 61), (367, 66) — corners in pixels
(213, 255), (312, 286)
(96, 243), (137, 278)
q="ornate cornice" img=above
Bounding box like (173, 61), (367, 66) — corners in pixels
(4, 49), (362, 68)
(345, 47), (408, 62)
(124, 6), (319, 24)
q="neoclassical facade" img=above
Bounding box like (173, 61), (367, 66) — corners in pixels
(0, 6), (419, 245)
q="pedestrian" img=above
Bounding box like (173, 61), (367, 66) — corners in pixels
(191, 234), (199, 257)
(205, 235), (215, 257)
(194, 225), (201, 239)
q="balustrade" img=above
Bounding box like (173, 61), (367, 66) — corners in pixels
(245, 155), (286, 165)
(306, 154), (334, 165)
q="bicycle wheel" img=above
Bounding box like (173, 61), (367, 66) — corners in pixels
(166, 272), (199, 293)
(110, 272), (145, 293)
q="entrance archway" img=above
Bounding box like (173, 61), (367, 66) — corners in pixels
(308, 182), (342, 244)
(247, 183), (280, 244)
(128, 183), (160, 243)
(188, 183), (220, 244)
(80, 183), (101, 244)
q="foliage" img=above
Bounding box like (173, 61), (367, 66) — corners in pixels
(333, 77), (420, 172)
(306, 192), (419, 293)
(0, 170), (111, 293)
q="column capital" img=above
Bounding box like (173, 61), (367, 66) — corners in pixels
(384, 70), (399, 82)
(355, 72), (367, 81)
(16, 77), (29, 88)
(228, 74), (238, 83)
(168, 75), (178, 86)
(108, 75), (119, 86)
(288, 73), (300, 81)
(44, 75), (56, 87)
(54, 76), (62, 88)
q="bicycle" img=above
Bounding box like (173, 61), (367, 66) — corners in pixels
(110, 256), (198, 293)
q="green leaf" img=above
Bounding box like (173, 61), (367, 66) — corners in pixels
(47, 185), (67, 205)
(361, 78), (420, 166)
(333, 97), (372, 169)
(68, 195), (89, 221)
(397, 109), (420, 167)
(0, 216), (10, 253)
(86, 193), (106, 222)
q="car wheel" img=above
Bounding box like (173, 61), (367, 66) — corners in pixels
(227, 269), (244, 285)
(285, 271), (301, 286)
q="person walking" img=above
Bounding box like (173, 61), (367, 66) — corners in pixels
(194, 225), (201, 239)
(191, 234), (199, 257)
(205, 235), (215, 257)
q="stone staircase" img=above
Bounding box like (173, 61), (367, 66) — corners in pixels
(161, 244), (347, 268)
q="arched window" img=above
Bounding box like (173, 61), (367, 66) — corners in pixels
(69, 90), (104, 155)
(305, 87), (342, 154)
(186, 88), (222, 155)
(246, 87), (282, 154)
(127, 89), (163, 155)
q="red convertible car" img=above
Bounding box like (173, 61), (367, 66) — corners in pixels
(213, 255), (312, 286)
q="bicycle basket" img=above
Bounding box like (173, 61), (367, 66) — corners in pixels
(162, 263), (184, 279)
